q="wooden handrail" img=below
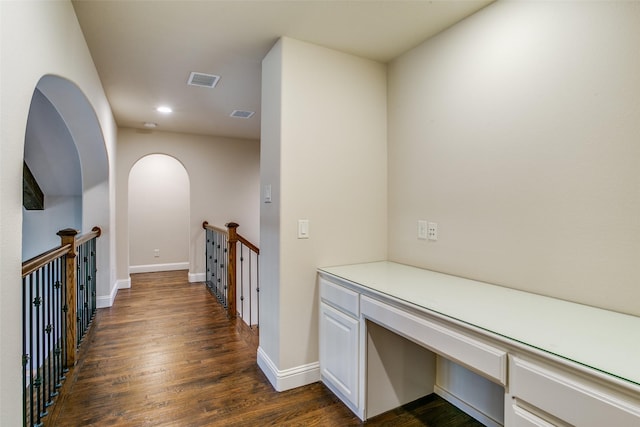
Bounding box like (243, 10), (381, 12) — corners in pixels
(75, 226), (102, 247)
(237, 233), (259, 255)
(202, 221), (258, 254)
(21, 244), (72, 278)
(22, 226), (101, 277)
(202, 221), (228, 236)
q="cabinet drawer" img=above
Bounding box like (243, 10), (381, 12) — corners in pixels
(361, 295), (507, 385)
(511, 356), (640, 427)
(510, 405), (556, 427)
(320, 277), (359, 317)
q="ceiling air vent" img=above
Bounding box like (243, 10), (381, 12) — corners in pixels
(230, 110), (255, 119)
(187, 72), (220, 88)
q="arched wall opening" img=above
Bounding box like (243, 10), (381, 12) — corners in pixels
(24, 75), (112, 304)
(22, 87), (83, 260)
(128, 154), (190, 274)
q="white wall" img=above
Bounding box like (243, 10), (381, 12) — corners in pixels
(0, 1), (117, 424)
(116, 128), (260, 283)
(259, 37), (387, 389)
(387, 1), (640, 421)
(128, 154), (190, 269)
(22, 196), (82, 260)
(259, 40), (283, 369)
(388, 0), (640, 317)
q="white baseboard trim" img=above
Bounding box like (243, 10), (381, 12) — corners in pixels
(129, 262), (189, 274)
(257, 346), (320, 392)
(188, 272), (206, 283)
(434, 385), (502, 427)
(118, 277), (131, 289)
(96, 280), (123, 308)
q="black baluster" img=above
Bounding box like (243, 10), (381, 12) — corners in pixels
(22, 275), (29, 427)
(256, 255), (260, 328)
(45, 264), (53, 407)
(34, 270), (46, 422)
(249, 251), (252, 328)
(53, 264), (62, 392)
(240, 244), (245, 321)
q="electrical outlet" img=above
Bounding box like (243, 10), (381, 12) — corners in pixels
(418, 220), (428, 240)
(154, 249), (160, 257)
(427, 222), (438, 241)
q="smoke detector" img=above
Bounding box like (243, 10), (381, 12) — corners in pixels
(230, 110), (255, 119)
(187, 72), (220, 88)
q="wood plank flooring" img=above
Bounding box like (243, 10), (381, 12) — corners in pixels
(48, 270), (484, 426)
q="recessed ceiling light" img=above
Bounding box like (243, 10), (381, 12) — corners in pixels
(143, 122), (158, 128)
(156, 106), (173, 114)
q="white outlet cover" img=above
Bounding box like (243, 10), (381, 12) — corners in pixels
(427, 222), (438, 241)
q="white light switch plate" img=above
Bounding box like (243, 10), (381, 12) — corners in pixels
(264, 184), (272, 203)
(418, 220), (428, 240)
(298, 219), (309, 239)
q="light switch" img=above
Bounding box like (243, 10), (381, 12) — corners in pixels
(298, 219), (309, 239)
(264, 184), (272, 203)
(418, 220), (428, 240)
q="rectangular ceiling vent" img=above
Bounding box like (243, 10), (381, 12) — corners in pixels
(187, 72), (220, 88)
(230, 110), (255, 119)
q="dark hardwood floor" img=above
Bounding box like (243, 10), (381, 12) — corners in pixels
(49, 270), (484, 426)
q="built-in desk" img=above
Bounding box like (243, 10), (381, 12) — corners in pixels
(318, 261), (640, 426)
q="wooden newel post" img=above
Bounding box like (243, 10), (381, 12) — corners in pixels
(57, 228), (79, 367)
(226, 222), (239, 319)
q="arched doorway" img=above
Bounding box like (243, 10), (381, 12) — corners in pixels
(22, 75), (111, 302)
(22, 87), (83, 259)
(128, 154), (190, 274)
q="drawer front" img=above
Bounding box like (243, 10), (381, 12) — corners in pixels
(361, 295), (507, 385)
(511, 356), (640, 427)
(509, 405), (556, 427)
(320, 277), (359, 317)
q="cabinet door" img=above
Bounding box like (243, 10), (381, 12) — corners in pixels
(320, 302), (359, 411)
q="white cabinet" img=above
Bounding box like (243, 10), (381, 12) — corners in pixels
(319, 278), (360, 415)
(507, 356), (640, 427)
(318, 262), (640, 426)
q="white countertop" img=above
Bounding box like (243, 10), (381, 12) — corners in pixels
(318, 261), (640, 388)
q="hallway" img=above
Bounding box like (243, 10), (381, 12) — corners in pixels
(48, 271), (482, 426)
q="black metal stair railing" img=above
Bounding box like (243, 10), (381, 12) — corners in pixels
(22, 250), (67, 427)
(203, 221), (260, 327)
(21, 227), (100, 427)
(76, 236), (97, 346)
(205, 225), (229, 308)
(237, 239), (260, 327)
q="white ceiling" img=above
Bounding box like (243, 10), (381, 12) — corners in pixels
(72, 0), (493, 141)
